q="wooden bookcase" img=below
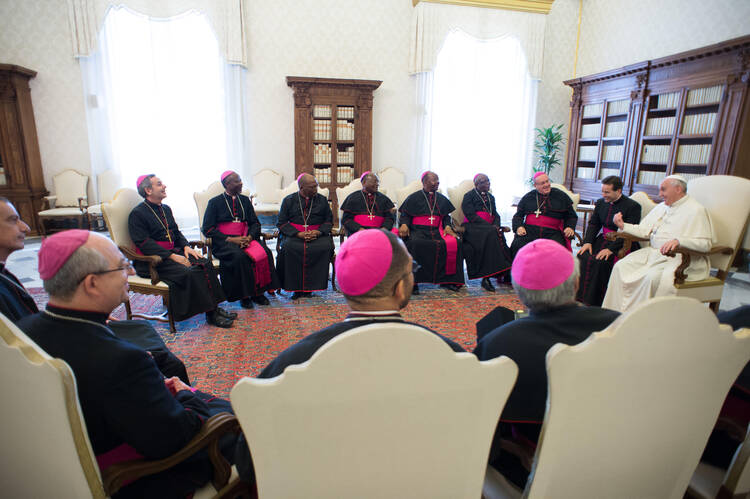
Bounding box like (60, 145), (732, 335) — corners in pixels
(564, 35), (750, 201)
(286, 76), (382, 221)
(0, 64), (48, 235)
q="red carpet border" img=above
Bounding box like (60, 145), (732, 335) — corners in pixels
(28, 282), (524, 398)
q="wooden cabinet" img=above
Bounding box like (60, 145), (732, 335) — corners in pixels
(0, 64), (48, 235)
(287, 76), (382, 220)
(564, 35), (750, 201)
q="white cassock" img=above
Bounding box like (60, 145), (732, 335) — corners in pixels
(602, 195), (714, 312)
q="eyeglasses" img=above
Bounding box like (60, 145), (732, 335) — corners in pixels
(77, 261), (134, 284)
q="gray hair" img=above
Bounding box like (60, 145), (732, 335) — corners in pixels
(43, 246), (109, 300)
(513, 258), (580, 312)
(668, 177), (687, 193)
(137, 174), (155, 198)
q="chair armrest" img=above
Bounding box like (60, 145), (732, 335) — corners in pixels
(669, 246), (733, 285)
(605, 231), (649, 257)
(331, 227), (341, 237)
(261, 231), (278, 241)
(102, 412), (241, 496)
(44, 195), (57, 209)
(78, 196), (88, 212)
(501, 226), (511, 233)
(119, 246), (163, 285)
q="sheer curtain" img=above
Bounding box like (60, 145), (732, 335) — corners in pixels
(427, 30), (537, 214)
(80, 6), (247, 226)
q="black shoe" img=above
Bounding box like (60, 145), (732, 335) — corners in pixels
(440, 283), (461, 292)
(206, 311), (233, 328)
(252, 294), (270, 306)
(216, 307), (237, 320)
(412, 283), (420, 295)
(481, 277), (496, 292)
(240, 297), (254, 309)
(291, 291), (304, 300)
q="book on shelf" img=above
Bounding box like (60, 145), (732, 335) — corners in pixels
(675, 172), (706, 183)
(599, 167), (620, 179)
(686, 85), (723, 106)
(337, 106), (355, 119)
(314, 166), (332, 185)
(578, 145), (598, 162)
(656, 91), (679, 109)
(576, 167), (596, 180)
(313, 105), (331, 118)
(580, 123), (601, 139)
(604, 121), (626, 137)
(582, 103), (603, 118)
(337, 146), (355, 164)
(676, 144), (712, 165)
(336, 120), (355, 141)
(681, 113), (716, 135)
(337, 166), (354, 184)
(641, 144), (670, 163)
(638, 170), (666, 185)
(606, 99), (629, 116)
(645, 116), (676, 136)
(602, 144), (623, 162)
(313, 143), (332, 164)
(313, 120), (332, 140)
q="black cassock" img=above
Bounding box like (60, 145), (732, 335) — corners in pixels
(461, 189), (512, 280)
(202, 193), (280, 301)
(511, 187), (577, 255)
(0, 263), (189, 382)
(577, 195), (641, 306)
(276, 192), (334, 292)
(399, 190), (464, 285)
(340, 190), (395, 235)
(18, 306), (236, 499)
(128, 200), (225, 321)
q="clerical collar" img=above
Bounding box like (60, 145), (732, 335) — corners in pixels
(45, 304), (110, 326)
(669, 195), (689, 208)
(344, 310), (402, 321)
(144, 198), (163, 208)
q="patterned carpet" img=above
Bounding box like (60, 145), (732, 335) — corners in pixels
(29, 280), (524, 398)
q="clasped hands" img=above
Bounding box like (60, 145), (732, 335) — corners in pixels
(398, 224), (457, 238)
(227, 235), (253, 248)
(296, 230), (322, 242)
(169, 246), (203, 267)
(164, 376), (192, 395)
(516, 226), (574, 239)
(578, 243), (614, 260)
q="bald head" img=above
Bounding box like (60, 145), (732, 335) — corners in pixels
(474, 174), (490, 193)
(361, 172), (379, 194)
(421, 172), (439, 193)
(298, 173), (318, 198)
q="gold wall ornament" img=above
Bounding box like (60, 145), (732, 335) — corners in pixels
(412, 0), (555, 15)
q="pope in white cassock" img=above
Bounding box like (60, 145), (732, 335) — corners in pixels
(602, 175), (714, 312)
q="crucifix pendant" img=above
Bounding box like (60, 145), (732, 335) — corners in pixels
(428, 216), (435, 223)
(534, 209), (541, 218)
(368, 214), (374, 220)
(303, 224), (308, 230)
(234, 217), (240, 222)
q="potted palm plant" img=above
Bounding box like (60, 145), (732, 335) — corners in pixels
(530, 124), (564, 184)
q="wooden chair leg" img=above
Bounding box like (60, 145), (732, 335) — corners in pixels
(709, 301), (720, 313)
(124, 297), (133, 320)
(330, 251), (337, 292)
(164, 294), (176, 334)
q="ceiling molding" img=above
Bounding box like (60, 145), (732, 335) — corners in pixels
(412, 0), (555, 14)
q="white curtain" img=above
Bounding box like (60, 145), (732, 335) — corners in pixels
(425, 30), (537, 216)
(80, 6), (247, 226)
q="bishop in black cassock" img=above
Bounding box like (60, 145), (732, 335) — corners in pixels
(276, 174), (334, 298)
(576, 177), (641, 306)
(511, 172), (577, 256)
(398, 172), (464, 291)
(202, 171), (279, 307)
(129, 175), (229, 326)
(340, 171), (395, 235)
(461, 174), (512, 292)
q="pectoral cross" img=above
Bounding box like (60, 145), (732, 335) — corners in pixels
(303, 224), (308, 230)
(234, 217), (240, 222)
(368, 214), (374, 220)
(428, 215), (435, 223)
(534, 209), (541, 218)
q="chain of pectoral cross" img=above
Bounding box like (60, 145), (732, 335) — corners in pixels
(422, 190), (439, 224)
(534, 193), (548, 218)
(297, 193), (314, 230)
(361, 191), (377, 220)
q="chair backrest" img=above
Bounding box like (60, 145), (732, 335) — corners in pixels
(396, 179), (424, 207)
(630, 190), (657, 218)
(231, 322), (518, 499)
(276, 181), (299, 202)
(0, 312), (105, 498)
(525, 296), (750, 499)
(53, 169), (89, 207)
(252, 169), (283, 205)
(447, 179), (476, 227)
(723, 424), (750, 496)
(378, 167), (405, 201)
(551, 182), (580, 206)
(193, 182), (226, 239)
(96, 169), (121, 204)
(102, 188), (143, 251)
(335, 179), (362, 226)
(687, 175), (750, 272)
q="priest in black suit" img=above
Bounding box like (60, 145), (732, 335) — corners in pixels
(510, 172), (577, 255)
(340, 171), (395, 235)
(202, 170), (279, 308)
(576, 176), (642, 306)
(276, 173), (334, 300)
(398, 171), (464, 293)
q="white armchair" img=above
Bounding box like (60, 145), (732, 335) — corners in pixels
(87, 169), (121, 230)
(38, 169), (89, 235)
(378, 166), (405, 202)
(335, 179), (362, 235)
(251, 169), (283, 216)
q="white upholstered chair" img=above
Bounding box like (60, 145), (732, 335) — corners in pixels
(395, 179), (424, 208)
(335, 179), (362, 234)
(378, 166), (405, 202)
(447, 179), (476, 228)
(629, 190), (657, 218)
(0, 312), (245, 498)
(38, 169), (90, 235)
(550, 182), (580, 206)
(231, 322), (518, 499)
(483, 296), (750, 499)
(251, 169), (283, 216)
(687, 424), (750, 499)
(86, 169), (121, 230)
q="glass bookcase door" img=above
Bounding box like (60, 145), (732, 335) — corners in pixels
(636, 90), (680, 186)
(312, 104), (332, 185)
(599, 99), (628, 179)
(576, 102), (602, 180)
(674, 84), (722, 183)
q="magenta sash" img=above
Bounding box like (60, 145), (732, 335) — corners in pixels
(353, 214), (385, 228)
(290, 222), (321, 232)
(524, 214), (571, 251)
(217, 221), (271, 288)
(97, 444), (143, 485)
(135, 240), (174, 255)
(463, 211), (494, 224)
(412, 216), (458, 275)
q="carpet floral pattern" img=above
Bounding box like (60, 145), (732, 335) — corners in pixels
(29, 281), (524, 398)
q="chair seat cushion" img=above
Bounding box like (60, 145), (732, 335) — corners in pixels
(253, 203), (281, 214)
(127, 276), (169, 289)
(38, 208), (85, 216)
(87, 204), (102, 215)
